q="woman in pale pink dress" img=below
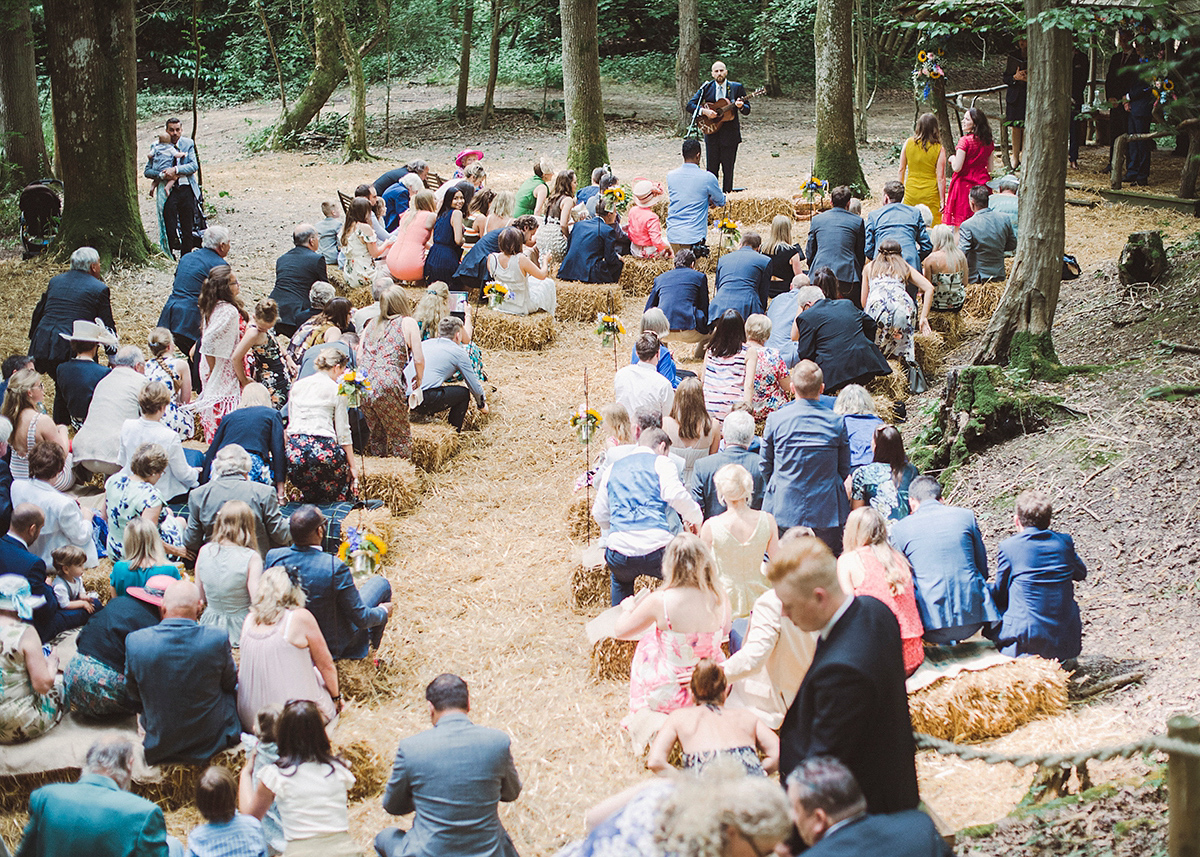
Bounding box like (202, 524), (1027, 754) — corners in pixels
(387, 189), (437, 283)
(194, 265), (248, 442)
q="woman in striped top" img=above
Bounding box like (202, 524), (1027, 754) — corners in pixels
(702, 309), (750, 423)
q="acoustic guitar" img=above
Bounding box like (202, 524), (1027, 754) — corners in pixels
(697, 87), (766, 136)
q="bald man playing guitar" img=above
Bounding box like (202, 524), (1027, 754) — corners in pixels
(687, 62), (758, 194)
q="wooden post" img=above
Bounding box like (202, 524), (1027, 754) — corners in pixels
(1111, 135), (1127, 189)
(1168, 714), (1200, 857)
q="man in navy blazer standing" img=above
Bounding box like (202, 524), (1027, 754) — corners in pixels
(29, 247), (116, 378)
(805, 187), (867, 306)
(761, 361), (850, 554)
(2, 503), (70, 643)
(864, 181), (931, 271)
(375, 674), (522, 857)
(709, 233), (771, 325)
(687, 61), (750, 192)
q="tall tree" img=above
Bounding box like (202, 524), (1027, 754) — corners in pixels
(813, 0), (867, 192)
(972, 0), (1072, 369)
(0, 0), (51, 189)
(328, 0), (373, 161)
(43, 0), (153, 263)
(456, 0), (475, 124)
(761, 0), (782, 97)
(675, 0), (700, 134)
(560, 0), (610, 176)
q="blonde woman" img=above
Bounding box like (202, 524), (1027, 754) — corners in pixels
(587, 402), (634, 491)
(922, 224), (969, 312)
(414, 281), (486, 381)
(700, 464), (779, 619)
(761, 215), (805, 298)
(634, 308), (682, 388)
(237, 566), (339, 730)
(197, 500), (265, 645)
(2, 368), (73, 489)
(108, 517), (181, 598)
(615, 533), (730, 715)
(359, 287), (424, 459)
(146, 326), (194, 440)
(484, 190), (515, 235)
(838, 507), (924, 675)
(860, 239), (933, 365)
(664, 378), (720, 484)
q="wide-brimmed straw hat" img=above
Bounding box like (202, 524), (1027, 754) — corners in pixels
(632, 180), (658, 205)
(59, 319), (119, 346)
(126, 574), (180, 608)
(0, 574), (46, 620)
(455, 149), (485, 168)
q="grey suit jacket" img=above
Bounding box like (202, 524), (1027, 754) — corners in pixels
(958, 208), (1015, 282)
(183, 476), (291, 557)
(381, 711), (521, 857)
(805, 207), (866, 285)
(865, 202), (931, 271)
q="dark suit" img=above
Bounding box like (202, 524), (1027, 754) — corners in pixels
(991, 527), (1087, 661)
(52, 358), (110, 427)
(270, 246), (328, 336)
(806, 810), (952, 857)
(687, 79), (750, 192)
(688, 445), (764, 518)
(124, 618), (240, 766)
(709, 247), (770, 325)
(15, 773), (172, 857)
(645, 267), (710, 334)
(158, 247), (226, 389)
(0, 533), (64, 643)
(793, 299), (891, 393)
(29, 269), (116, 377)
(864, 202), (931, 272)
(0, 459), (11, 535)
(376, 710), (522, 857)
(780, 595), (919, 815)
(558, 218), (623, 284)
(805, 208), (866, 303)
(455, 228), (504, 296)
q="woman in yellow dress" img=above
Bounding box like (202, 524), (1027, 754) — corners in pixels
(898, 113), (947, 225)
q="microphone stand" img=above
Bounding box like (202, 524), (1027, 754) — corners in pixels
(685, 82), (708, 140)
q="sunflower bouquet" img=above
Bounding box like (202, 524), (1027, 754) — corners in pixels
(913, 45), (947, 101)
(1152, 77), (1175, 106)
(595, 313), (626, 347)
(337, 525), (388, 577)
(570, 407), (603, 444)
(716, 217), (742, 248)
(483, 281), (509, 308)
(337, 369), (372, 408)
(801, 176), (829, 205)
(601, 184), (630, 214)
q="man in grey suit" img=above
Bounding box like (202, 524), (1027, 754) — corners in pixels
(688, 410), (764, 518)
(761, 361), (851, 554)
(889, 476), (1001, 644)
(709, 232), (771, 325)
(864, 181), (931, 271)
(805, 186), (866, 306)
(958, 185), (1016, 283)
(184, 444), (290, 558)
(375, 674), (522, 857)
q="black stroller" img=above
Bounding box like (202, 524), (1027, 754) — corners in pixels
(19, 178), (64, 260)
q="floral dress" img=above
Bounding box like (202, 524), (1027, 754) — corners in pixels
(851, 462), (921, 523)
(864, 274), (918, 364)
(749, 345), (790, 421)
(628, 601), (725, 715)
(0, 622), (62, 744)
(145, 357), (195, 440)
(195, 302), (244, 442)
(358, 317), (412, 458)
(247, 333), (290, 410)
(104, 473), (184, 560)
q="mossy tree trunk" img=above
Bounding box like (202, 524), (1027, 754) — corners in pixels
(43, 0), (153, 264)
(455, 0), (474, 125)
(330, 0), (374, 162)
(813, 0), (867, 194)
(675, 0), (700, 134)
(560, 0), (610, 177)
(0, 0), (51, 189)
(271, 0), (343, 145)
(481, 0), (507, 130)
(972, 0), (1071, 372)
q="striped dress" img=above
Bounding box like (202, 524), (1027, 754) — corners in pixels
(702, 345), (748, 420)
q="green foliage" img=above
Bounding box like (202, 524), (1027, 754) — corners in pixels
(598, 53), (678, 89)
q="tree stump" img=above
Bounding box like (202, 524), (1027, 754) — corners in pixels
(1118, 231), (1168, 287)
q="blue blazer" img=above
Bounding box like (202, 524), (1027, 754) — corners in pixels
(761, 398), (850, 530)
(381, 711), (522, 857)
(558, 218), (622, 284)
(645, 267), (710, 333)
(793, 299), (891, 392)
(889, 500), (1001, 638)
(29, 270), (116, 370)
(456, 229), (504, 283)
(16, 773), (171, 857)
(270, 246), (328, 329)
(158, 247), (226, 342)
(991, 527), (1087, 660)
(865, 202), (932, 271)
(710, 247), (770, 325)
(806, 810), (952, 857)
(0, 533), (58, 642)
(805, 207), (866, 285)
(52, 358), (111, 426)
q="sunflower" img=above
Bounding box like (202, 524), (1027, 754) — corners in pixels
(917, 50), (928, 63)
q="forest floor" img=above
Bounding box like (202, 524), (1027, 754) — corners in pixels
(1, 79), (1199, 855)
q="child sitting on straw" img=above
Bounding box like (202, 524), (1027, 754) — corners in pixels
(627, 180), (671, 259)
(241, 704), (285, 856)
(49, 545), (100, 631)
(185, 766), (267, 857)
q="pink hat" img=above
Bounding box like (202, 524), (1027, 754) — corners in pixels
(455, 149), (484, 168)
(127, 574), (180, 607)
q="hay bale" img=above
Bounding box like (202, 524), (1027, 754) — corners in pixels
(962, 281), (1005, 323)
(347, 284), (373, 308)
(719, 196), (796, 225)
(872, 395), (898, 423)
(927, 310), (965, 348)
(591, 637), (637, 682)
(410, 422), (462, 472)
(908, 657), (1068, 743)
(358, 458), (425, 516)
(618, 257), (672, 296)
(82, 558), (114, 604)
(557, 280), (624, 322)
(913, 331), (946, 378)
(567, 494), (598, 542)
(571, 554), (608, 610)
(338, 739), (389, 801)
(336, 657), (403, 703)
(327, 268), (350, 296)
(472, 307), (555, 351)
(340, 506), (398, 548)
(867, 360), (909, 401)
(137, 746), (243, 809)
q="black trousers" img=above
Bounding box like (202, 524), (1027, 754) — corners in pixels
(414, 385), (470, 430)
(172, 332), (202, 394)
(705, 134), (739, 192)
(164, 184), (199, 255)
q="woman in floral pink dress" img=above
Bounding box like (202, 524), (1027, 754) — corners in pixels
(614, 534), (730, 716)
(943, 107), (996, 229)
(358, 286), (423, 458)
(194, 265), (248, 442)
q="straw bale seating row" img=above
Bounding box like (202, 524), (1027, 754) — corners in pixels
(557, 280), (624, 322)
(647, 195), (796, 228)
(471, 306), (555, 351)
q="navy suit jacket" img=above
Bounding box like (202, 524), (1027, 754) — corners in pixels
(761, 398), (850, 530)
(687, 80), (751, 143)
(889, 500), (1000, 637)
(266, 544), (387, 659)
(865, 202), (932, 271)
(455, 229), (504, 283)
(124, 618), (240, 765)
(52, 358), (110, 426)
(991, 527), (1087, 660)
(710, 247), (770, 325)
(381, 711), (521, 857)
(793, 299), (891, 392)
(158, 248), (226, 342)
(270, 246), (328, 329)
(0, 533), (59, 642)
(688, 445), (764, 519)
(558, 218), (622, 284)
(646, 267), (710, 333)
(29, 270), (116, 370)
(806, 810), (951, 857)
(779, 595), (920, 815)
(0, 459), (11, 535)
(805, 207), (866, 285)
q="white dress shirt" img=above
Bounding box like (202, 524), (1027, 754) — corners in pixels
(613, 362), (673, 425)
(592, 447), (702, 556)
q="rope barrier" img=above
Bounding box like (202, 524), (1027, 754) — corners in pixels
(915, 731), (1200, 768)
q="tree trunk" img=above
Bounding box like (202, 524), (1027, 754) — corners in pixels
(972, 0), (1072, 371)
(0, 0), (51, 189)
(853, 0), (868, 143)
(42, 0), (152, 264)
(813, 0), (867, 194)
(481, 0), (503, 129)
(931, 75), (954, 152)
(560, 0), (610, 176)
(762, 0), (782, 97)
(256, 0), (289, 117)
(1180, 125), (1199, 199)
(456, 0), (475, 124)
(271, 0), (344, 145)
(329, 0), (373, 161)
(675, 0), (700, 134)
